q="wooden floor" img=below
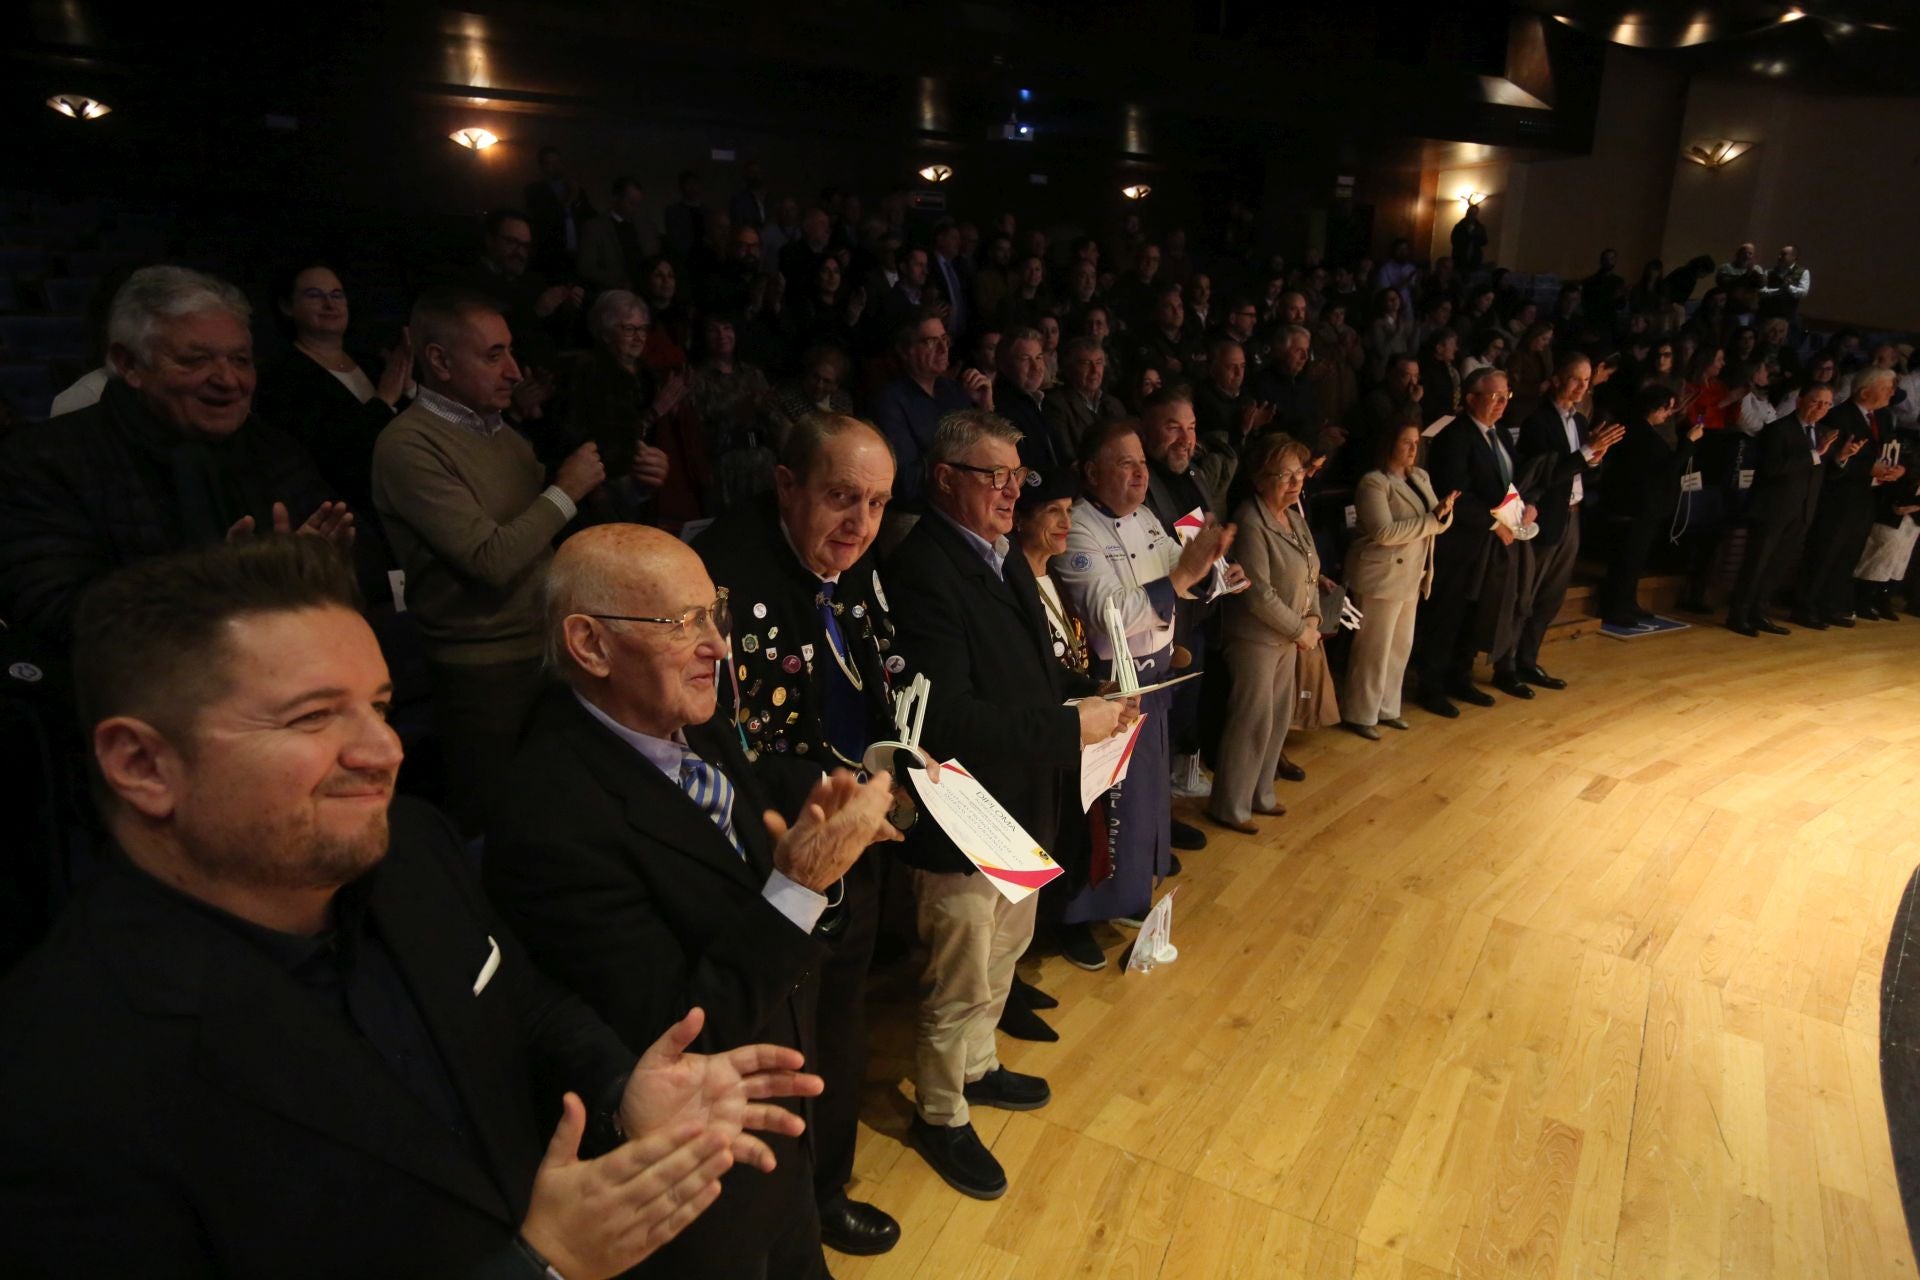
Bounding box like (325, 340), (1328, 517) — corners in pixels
(833, 616), (1920, 1279)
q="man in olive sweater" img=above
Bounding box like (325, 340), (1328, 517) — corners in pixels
(373, 287), (605, 833)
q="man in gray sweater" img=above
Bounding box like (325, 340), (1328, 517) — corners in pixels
(373, 287), (605, 832)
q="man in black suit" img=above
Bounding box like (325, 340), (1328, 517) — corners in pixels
(999, 328), (1067, 475)
(886, 409), (1125, 1200)
(1796, 368), (1907, 627)
(1727, 384), (1837, 635)
(694, 414), (905, 1259)
(1507, 355), (1624, 693)
(487, 523), (898, 1279)
(1415, 367), (1526, 717)
(523, 145), (596, 277)
(0, 537), (817, 1279)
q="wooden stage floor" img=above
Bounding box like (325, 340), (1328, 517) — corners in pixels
(833, 618), (1920, 1279)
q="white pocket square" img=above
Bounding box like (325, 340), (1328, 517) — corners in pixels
(472, 935), (501, 996)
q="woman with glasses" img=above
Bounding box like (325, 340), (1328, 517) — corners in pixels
(555, 290), (682, 525)
(256, 261), (413, 526)
(1208, 433), (1319, 833)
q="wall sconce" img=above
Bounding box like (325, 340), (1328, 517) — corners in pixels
(1459, 191), (1486, 207)
(47, 94), (111, 121)
(1121, 184), (1152, 201)
(449, 127), (499, 150)
(917, 164), (953, 183)
(1683, 139), (1755, 169)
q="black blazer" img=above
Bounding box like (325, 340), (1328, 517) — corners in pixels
(883, 511), (1089, 875)
(1818, 401), (1885, 511)
(1748, 412), (1824, 528)
(1425, 413), (1513, 592)
(484, 688), (826, 1277)
(0, 798), (634, 1279)
(1513, 401), (1591, 547)
(694, 498), (897, 797)
(1601, 417), (1695, 520)
(254, 348), (402, 517)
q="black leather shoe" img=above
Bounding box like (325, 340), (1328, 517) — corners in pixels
(1417, 693), (1460, 719)
(1828, 613), (1857, 628)
(1449, 684), (1497, 707)
(1491, 673), (1535, 699)
(1792, 613), (1829, 631)
(819, 1195), (901, 1256)
(908, 1119), (1007, 1199)
(1519, 664), (1567, 690)
(1170, 819), (1207, 850)
(996, 997), (1058, 1042)
(1275, 757), (1306, 782)
(1725, 619), (1759, 637)
(1168, 852), (1183, 877)
(1012, 975), (1058, 1009)
(1755, 618), (1790, 635)
(1057, 923), (1106, 971)
(964, 1066), (1052, 1111)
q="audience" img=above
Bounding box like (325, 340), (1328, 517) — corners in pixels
(5, 150), (1917, 1276)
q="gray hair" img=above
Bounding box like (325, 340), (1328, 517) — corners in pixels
(539, 549), (608, 680)
(780, 413), (894, 481)
(1005, 327), (1044, 347)
(1463, 366), (1510, 397)
(1060, 335), (1104, 366)
(107, 266), (252, 370)
(1277, 324), (1312, 347)
(588, 289), (649, 345)
(1854, 366), (1897, 396)
(929, 408), (1022, 467)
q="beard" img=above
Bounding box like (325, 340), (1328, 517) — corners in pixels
(179, 785), (393, 894)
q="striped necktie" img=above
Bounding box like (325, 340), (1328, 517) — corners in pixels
(678, 752), (745, 859)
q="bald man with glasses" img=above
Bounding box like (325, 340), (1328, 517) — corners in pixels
(485, 523), (900, 1279)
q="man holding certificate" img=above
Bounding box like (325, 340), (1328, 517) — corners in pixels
(1053, 419), (1239, 967)
(886, 409), (1124, 1201)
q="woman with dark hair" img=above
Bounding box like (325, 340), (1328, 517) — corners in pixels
(1685, 287), (1732, 349)
(1628, 260), (1665, 315)
(1458, 329), (1508, 379)
(1675, 344), (1740, 610)
(1418, 328), (1463, 423)
(635, 255), (690, 368)
(1125, 362), (1164, 415)
(1598, 382), (1701, 627)
(254, 262), (412, 520)
(685, 313), (774, 511)
(789, 254), (863, 354)
(1314, 298), (1362, 427)
(1506, 321), (1557, 429)
(1728, 323), (1760, 367)
(1365, 286), (1412, 383)
(1342, 422), (1455, 737)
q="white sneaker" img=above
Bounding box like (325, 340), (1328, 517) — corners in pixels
(1169, 753), (1211, 799)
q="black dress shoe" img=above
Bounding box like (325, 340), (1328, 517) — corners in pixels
(995, 997), (1058, 1042)
(1725, 619), (1758, 637)
(818, 1195), (901, 1256)
(1170, 819), (1207, 850)
(1755, 618), (1790, 635)
(964, 1066), (1052, 1111)
(1417, 692), (1460, 719)
(1828, 613), (1857, 628)
(1491, 673), (1535, 699)
(1012, 975), (1058, 1009)
(1449, 684), (1497, 707)
(1057, 923), (1106, 971)
(1275, 757), (1306, 782)
(1168, 852), (1183, 877)
(908, 1118), (1007, 1200)
(1792, 613), (1829, 631)
(1518, 664), (1567, 690)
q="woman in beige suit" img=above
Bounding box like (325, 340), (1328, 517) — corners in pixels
(1207, 433), (1320, 834)
(1341, 423), (1457, 738)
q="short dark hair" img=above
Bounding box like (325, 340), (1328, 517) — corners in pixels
(892, 307), (945, 352)
(410, 285), (504, 352)
(482, 208), (531, 238)
(1633, 381), (1677, 418)
(1141, 385), (1194, 415)
(1078, 417), (1145, 474)
(74, 537), (362, 745)
(1375, 415), (1424, 469)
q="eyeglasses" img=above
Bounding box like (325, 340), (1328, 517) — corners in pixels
(912, 334), (951, 349)
(948, 462), (1033, 491)
(583, 589), (731, 642)
(1262, 466), (1307, 482)
(299, 289), (347, 304)
(614, 323), (651, 337)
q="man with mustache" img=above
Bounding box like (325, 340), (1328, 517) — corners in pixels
(0, 536), (817, 1277)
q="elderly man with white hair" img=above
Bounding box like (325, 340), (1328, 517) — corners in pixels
(0, 264), (353, 644)
(1795, 365), (1907, 627)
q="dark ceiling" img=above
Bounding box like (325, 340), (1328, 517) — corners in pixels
(1523, 1), (1918, 92)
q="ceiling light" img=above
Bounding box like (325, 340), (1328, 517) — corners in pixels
(1683, 139), (1756, 168)
(1121, 184), (1152, 201)
(917, 163), (953, 183)
(1780, 6), (1806, 20)
(449, 127), (498, 150)
(46, 94), (111, 121)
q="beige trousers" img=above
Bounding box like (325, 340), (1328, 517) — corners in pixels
(913, 868), (1038, 1127)
(1208, 640), (1298, 825)
(1343, 593), (1418, 725)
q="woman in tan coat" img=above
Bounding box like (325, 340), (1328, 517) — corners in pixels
(1342, 423), (1457, 738)
(1207, 433), (1320, 834)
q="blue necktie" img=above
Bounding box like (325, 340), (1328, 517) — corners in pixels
(678, 752), (745, 859)
(816, 582), (868, 765)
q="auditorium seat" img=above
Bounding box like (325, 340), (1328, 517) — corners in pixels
(0, 363), (55, 421)
(41, 277), (99, 315)
(0, 249), (52, 279)
(0, 316), (87, 361)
